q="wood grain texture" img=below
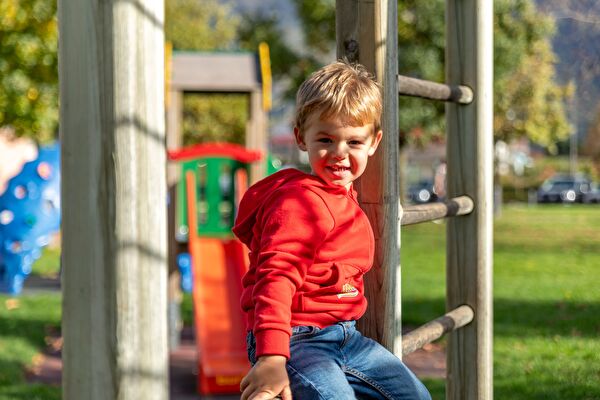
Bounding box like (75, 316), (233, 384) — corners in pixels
(445, 0), (494, 398)
(398, 75), (473, 104)
(402, 305), (474, 356)
(59, 1), (168, 398)
(401, 196), (474, 226)
(246, 89), (267, 183)
(336, 0), (401, 356)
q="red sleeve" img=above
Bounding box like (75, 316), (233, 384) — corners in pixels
(252, 187), (334, 358)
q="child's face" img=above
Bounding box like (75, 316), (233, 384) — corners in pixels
(294, 113), (382, 190)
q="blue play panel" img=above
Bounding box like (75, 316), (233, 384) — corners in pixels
(0, 143), (60, 294)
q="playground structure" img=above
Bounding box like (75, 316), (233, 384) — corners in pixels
(0, 142), (61, 294)
(58, 1), (493, 399)
(163, 50), (274, 394)
(164, 50), (271, 354)
(168, 143), (261, 394)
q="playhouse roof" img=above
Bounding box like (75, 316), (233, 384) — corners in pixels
(167, 142), (262, 163)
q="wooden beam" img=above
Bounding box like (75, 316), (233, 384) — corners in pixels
(398, 75), (473, 104)
(336, 0), (401, 356)
(446, 0), (494, 398)
(166, 89), (183, 349)
(401, 196), (473, 226)
(59, 1), (168, 399)
(246, 88), (267, 183)
(402, 305), (474, 356)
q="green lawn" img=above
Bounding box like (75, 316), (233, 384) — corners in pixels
(0, 246), (61, 400)
(402, 204), (600, 400)
(1, 205), (599, 399)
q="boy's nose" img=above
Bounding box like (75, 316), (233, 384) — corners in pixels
(332, 143), (348, 159)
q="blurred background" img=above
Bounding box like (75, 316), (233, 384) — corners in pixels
(1, 0), (599, 399)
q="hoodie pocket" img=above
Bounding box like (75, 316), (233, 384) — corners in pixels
(295, 263), (363, 311)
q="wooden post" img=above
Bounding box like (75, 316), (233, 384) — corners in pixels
(246, 88), (267, 183)
(59, 1), (168, 399)
(336, 0), (401, 356)
(446, 0), (494, 398)
(166, 89), (184, 349)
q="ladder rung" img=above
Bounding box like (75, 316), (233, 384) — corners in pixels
(401, 196), (473, 226)
(402, 305), (474, 356)
(398, 75), (473, 104)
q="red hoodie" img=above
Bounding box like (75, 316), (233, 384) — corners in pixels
(233, 168), (375, 359)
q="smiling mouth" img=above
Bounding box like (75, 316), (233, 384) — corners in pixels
(328, 165), (350, 172)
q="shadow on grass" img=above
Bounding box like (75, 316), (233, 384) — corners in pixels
(0, 315), (56, 351)
(0, 384), (61, 400)
(403, 298), (600, 338)
(422, 375), (600, 400)
(495, 374), (600, 400)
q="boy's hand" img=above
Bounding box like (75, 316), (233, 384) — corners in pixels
(240, 355), (292, 400)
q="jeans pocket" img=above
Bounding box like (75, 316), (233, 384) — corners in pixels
(290, 325), (321, 342)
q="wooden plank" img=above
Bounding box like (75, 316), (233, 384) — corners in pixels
(401, 196), (473, 226)
(402, 305), (474, 356)
(446, 0), (494, 398)
(398, 75), (473, 104)
(59, 1), (168, 399)
(336, 0), (401, 356)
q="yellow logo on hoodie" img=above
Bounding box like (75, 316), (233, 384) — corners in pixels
(337, 283), (359, 299)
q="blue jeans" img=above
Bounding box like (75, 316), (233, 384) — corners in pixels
(247, 321), (431, 400)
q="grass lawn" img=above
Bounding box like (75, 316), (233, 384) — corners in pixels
(0, 247), (61, 400)
(402, 204), (600, 400)
(1, 206), (599, 399)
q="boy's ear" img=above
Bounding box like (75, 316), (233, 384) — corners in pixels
(294, 126), (307, 151)
(368, 130), (383, 156)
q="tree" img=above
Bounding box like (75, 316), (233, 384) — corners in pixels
(583, 102), (600, 178)
(493, 0), (571, 153)
(0, 0), (58, 143)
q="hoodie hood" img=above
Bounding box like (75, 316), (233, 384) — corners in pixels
(232, 168), (347, 246)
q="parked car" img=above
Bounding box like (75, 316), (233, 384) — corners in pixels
(582, 182), (600, 203)
(408, 179), (439, 204)
(536, 175), (592, 204)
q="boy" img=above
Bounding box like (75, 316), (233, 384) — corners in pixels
(233, 60), (431, 400)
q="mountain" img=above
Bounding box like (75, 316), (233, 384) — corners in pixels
(536, 0), (600, 142)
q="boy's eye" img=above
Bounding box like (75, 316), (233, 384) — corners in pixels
(349, 140), (363, 145)
(317, 138), (332, 143)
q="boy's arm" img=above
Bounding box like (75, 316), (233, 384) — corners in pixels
(252, 188), (335, 358)
(240, 355), (292, 400)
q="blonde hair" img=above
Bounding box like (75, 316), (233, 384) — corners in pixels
(294, 60), (382, 136)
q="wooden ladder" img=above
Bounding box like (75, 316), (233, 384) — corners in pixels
(335, 1), (493, 399)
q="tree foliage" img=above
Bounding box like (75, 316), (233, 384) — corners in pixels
(237, 12), (322, 100)
(0, 0), (58, 143)
(289, 0), (570, 151)
(165, 0), (238, 51)
(181, 94), (248, 146)
(583, 102), (600, 177)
